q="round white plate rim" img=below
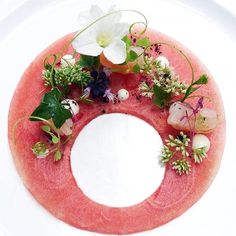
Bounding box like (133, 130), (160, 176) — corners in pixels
(0, 0), (235, 235)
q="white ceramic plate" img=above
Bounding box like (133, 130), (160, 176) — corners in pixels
(0, 0), (236, 235)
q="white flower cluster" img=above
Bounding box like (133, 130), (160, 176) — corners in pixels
(139, 56), (187, 97)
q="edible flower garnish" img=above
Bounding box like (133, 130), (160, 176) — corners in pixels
(103, 89), (116, 103)
(23, 5), (219, 172)
(72, 5), (129, 64)
(160, 132), (191, 175)
(43, 60), (91, 95)
(86, 71), (110, 99)
(160, 131), (212, 175)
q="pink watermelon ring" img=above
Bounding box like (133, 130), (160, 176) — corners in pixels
(8, 29), (225, 235)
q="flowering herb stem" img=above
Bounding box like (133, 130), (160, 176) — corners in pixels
(147, 42), (195, 84)
(43, 54), (59, 88)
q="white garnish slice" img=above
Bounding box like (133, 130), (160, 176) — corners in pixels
(195, 108), (218, 133)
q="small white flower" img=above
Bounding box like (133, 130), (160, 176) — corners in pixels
(61, 54), (76, 67)
(156, 56), (169, 67)
(72, 5), (129, 64)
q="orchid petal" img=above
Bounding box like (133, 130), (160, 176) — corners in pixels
(73, 42), (103, 56)
(107, 6), (121, 23)
(110, 22), (129, 40)
(90, 5), (104, 20)
(77, 11), (93, 27)
(78, 5), (104, 27)
(103, 39), (126, 64)
(95, 11), (122, 33)
(72, 33), (103, 56)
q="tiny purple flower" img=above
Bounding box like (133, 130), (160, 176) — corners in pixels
(83, 87), (91, 98)
(103, 89), (116, 103)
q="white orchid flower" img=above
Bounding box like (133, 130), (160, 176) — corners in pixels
(72, 5), (129, 64)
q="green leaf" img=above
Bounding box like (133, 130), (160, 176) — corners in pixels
(41, 125), (59, 144)
(54, 150), (62, 161)
(184, 85), (198, 99)
(41, 125), (50, 132)
(30, 88), (72, 128)
(133, 64), (141, 73)
(30, 103), (51, 121)
(122, 35), (132, 47)
(182, 74), (209, 101)
(192, 74), (208, 85)
(136, 37), (151, 48)
(153, 84), (171, 108)
(52, 135), (59, 144)
(127, 50), (138, 62)
(79, 54), (99, 67)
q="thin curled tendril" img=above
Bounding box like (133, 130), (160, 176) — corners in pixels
(143, 42), (195, 84)
(13, 115), (61, 148)
(71, 9), (148, 44)
(43, 9), (148, 88)
(43, 54), (58, 88)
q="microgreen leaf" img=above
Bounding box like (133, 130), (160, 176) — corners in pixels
(192, 74), (208, 85)
(52, 135), (59, 144)
(79, 54), (99, 67)
(40, 125), (59, 144)
(133, 64), (141, 73)
(78, 95), (94, 104)
(41, 125), (51, 132)
(54, 150), (62, 162)
(122, 35), (132, 47)
(184, 86), (198, 99)
(127, 50), (138, 62)
(136, 37), (151, 48)
(153, 84), (171, 108)
(182, 74), (208, 101)
(30, 88), (72, 128)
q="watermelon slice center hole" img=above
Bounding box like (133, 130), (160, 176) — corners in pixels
(71, 113), (165, 207)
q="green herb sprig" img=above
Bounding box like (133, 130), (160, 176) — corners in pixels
(29, 88), (72, 128)
(172, 159), (191, 175)
(138, 56), (187, 108)
(193, 147), (207, 163)
(31, 125), (63, 162)
(43, 61), (91, 95)
(181, 74), (208, 102)
(160, 132), (191, 175)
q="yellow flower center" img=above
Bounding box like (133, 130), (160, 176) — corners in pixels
(97, 32), (111, 48)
